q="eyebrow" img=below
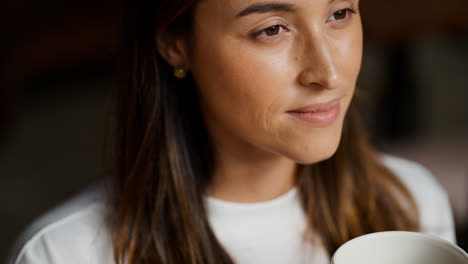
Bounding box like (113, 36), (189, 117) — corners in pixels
(235, 0), (341, 18)
(236, 3), (297, 18)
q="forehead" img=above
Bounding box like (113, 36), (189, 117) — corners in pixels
(195, 0), (246, 18)
(195, 0), (332, 22)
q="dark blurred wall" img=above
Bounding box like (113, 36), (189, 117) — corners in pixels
(2, 1), (123, 260)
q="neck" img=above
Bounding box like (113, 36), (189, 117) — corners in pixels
(205, 137), (298, 203)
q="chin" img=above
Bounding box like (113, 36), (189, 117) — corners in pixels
(294, 143), (340, 164)
(283, 131), (342, 165)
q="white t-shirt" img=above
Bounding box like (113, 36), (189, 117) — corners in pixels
(9, 155), (456, 264)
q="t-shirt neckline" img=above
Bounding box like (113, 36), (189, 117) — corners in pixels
(204, 187), (298, 211)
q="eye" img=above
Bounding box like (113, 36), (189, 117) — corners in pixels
(329, 8), (358, 21)
(253, 24), (288, 39)
(264, 25), (282, 36)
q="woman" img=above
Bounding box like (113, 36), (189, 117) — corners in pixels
(10, 0), (455, 263)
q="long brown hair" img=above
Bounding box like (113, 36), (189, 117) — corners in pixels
(109, 0), (420, 263)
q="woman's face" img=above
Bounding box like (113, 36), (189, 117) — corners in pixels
(188, 0), (363, 164)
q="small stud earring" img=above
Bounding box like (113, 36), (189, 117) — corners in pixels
(173, 66), (187, 79)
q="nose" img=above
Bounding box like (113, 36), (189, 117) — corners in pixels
(297, 32), (339, 90)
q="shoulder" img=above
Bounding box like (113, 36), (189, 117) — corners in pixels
(380, 154), (456, 243)
(380, 154), (443, 196)
(9, 183), (114, 264)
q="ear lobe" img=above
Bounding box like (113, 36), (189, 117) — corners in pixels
(156, 32), (190, 69)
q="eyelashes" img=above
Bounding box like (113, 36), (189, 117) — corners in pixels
(329, 7), (358, 21)
(252, 23), (289, 38)
(251, 7), (359, 40)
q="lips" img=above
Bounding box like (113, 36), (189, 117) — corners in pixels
(288, 98), (341, 113)
(287, 98), (341, 127)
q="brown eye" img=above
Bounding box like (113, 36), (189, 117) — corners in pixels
(264, 25), (281, 36)
(333, 10), (348, 20)
(252, 24), (288, 39)
(329, 8), (357, 21)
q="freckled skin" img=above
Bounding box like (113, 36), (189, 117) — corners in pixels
(169, 0), (363, 200)
(190, 0), (363, 164)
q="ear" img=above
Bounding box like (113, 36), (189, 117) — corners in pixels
(156, 31), (190, 69)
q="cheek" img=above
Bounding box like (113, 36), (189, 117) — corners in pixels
(340, 25), (363, 82)
(191, 36), (292, 137)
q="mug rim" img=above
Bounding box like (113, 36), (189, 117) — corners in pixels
(331, 231), (468, 263)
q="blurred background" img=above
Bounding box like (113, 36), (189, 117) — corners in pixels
(1, 0), (467, 261)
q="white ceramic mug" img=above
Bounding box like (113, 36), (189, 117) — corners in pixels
(331, 231), (468, 264)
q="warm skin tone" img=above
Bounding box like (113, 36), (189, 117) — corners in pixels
(157, 0), (363, 202)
